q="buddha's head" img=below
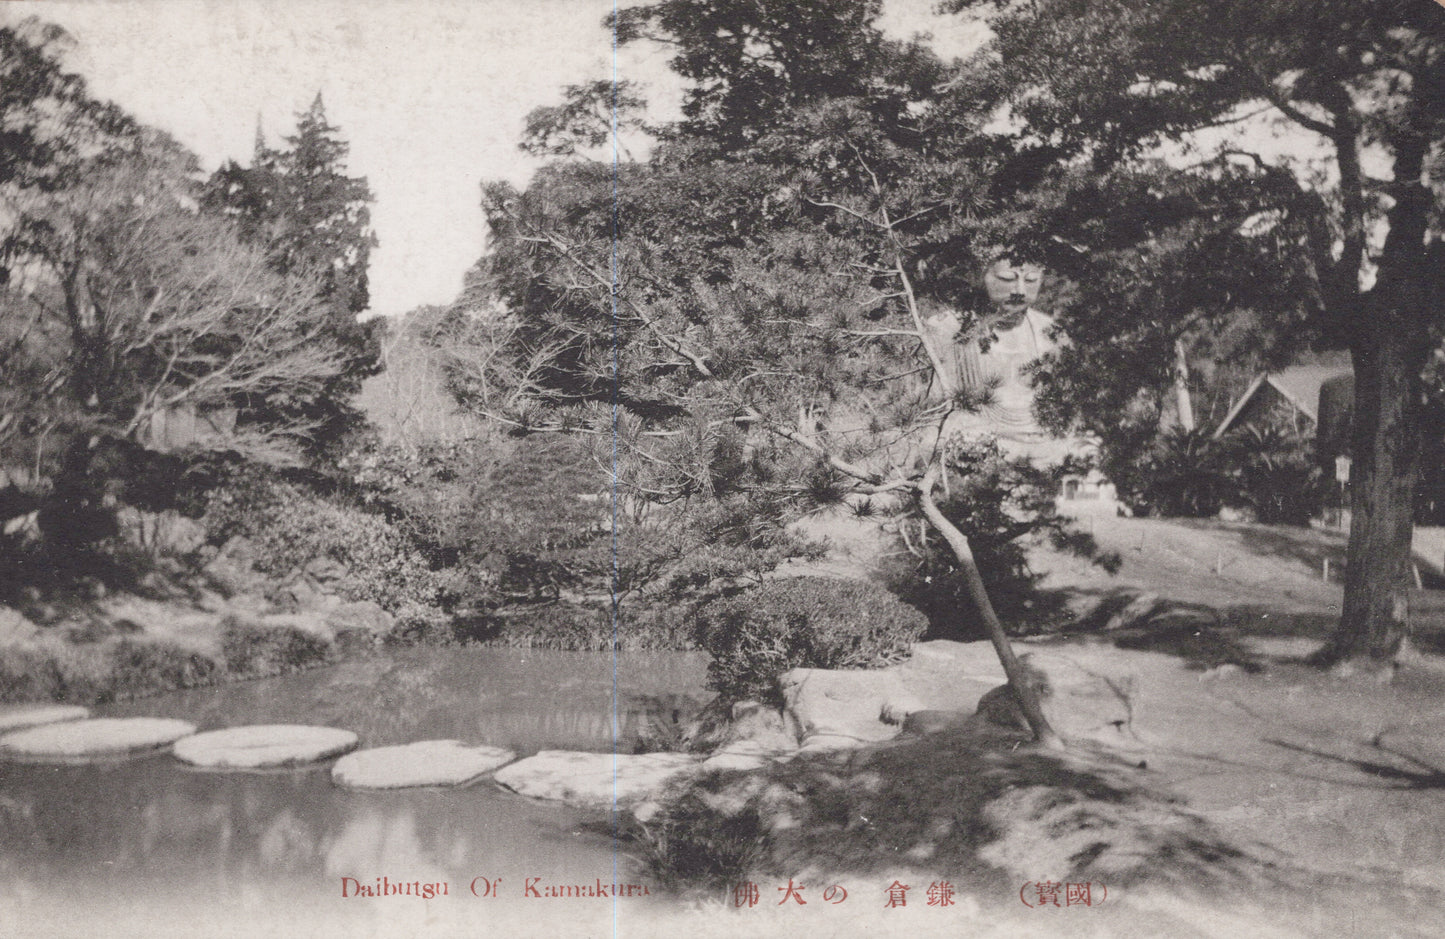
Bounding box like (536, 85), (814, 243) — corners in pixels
(982, 258), (1043, 328)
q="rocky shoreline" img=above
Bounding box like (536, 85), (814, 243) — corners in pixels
(0, 532), (414, 707)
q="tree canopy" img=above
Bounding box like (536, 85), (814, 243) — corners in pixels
(0, 22), (353, 493)
(469, 0), (1068, 744)
(204, 94), (381, 451)
(945, 0), (1445, 664)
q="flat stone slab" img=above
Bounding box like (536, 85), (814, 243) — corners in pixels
(0, 704), (90, 733)
(493, 750), (702, 808)
(0, 717), (195, 761)
(173, 724), (358, 769)
(702, 739), (796, 772)
(781, 668), (909, 746)
(332, 740), (516, 789)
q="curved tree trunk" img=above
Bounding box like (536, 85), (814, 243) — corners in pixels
(917, 464), (1065, 749)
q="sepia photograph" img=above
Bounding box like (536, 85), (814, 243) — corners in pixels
(1, 1), (1443, 936)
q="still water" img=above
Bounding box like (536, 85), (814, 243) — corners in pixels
(0, 648), (710, 937)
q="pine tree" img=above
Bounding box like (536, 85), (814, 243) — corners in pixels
(204, 93), (381, 452)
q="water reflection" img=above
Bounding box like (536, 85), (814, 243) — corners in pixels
(0, 648), (708, 925)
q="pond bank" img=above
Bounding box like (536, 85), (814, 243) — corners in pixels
(1, 646), (711, 937)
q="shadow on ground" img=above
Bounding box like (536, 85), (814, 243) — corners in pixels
(641, 732), (1283, 896)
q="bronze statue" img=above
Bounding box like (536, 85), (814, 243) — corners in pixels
(928, 258), (1083, 464)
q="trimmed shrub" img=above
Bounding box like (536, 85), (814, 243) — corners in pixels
(694, 578), (926, 705)
(0, 643), (114, 705)
(221, 618), (334, 678)
(628, 791), (766, 890)
(203, 467), (442, 614)
(106, 639), (220, 701)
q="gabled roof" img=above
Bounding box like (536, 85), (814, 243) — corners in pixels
(1213, 351), (1353, 439)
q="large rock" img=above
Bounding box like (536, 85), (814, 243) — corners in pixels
(0, 703), (89, 733)
(702, 738), (796, 772)
(332, 741), (516, 789)
(326, 600), (394, 637)
(201, 537), (264, 596)
(303, 556), (348, 585)
(254, 612), (335, 642)
(0, 607), (40, 645)
(275, 575), (333, 613)
(1104, 592), (1164, 631)
(493, 750), (702, 808)
(173, 724), (358, 769)
(780, 667), (912, 751)
(0, 717), (195, 761)
(96, 596), (223, 655)
(116, 508), (206, 555)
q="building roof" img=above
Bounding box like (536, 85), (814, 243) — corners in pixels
(1213, 351), (1352, 439)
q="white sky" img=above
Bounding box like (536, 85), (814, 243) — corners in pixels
(11, 0), (986, 319)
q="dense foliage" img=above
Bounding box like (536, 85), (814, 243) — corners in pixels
(888, 438), (1118, 635)
(202, 466), (443, 615)
(204, 94), (382, 453)
(1, 21), (373, 567)
(694, 578), (927, 705)
(945, 0), (1445, 662)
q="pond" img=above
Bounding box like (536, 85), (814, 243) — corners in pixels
(0, 647), (711, 936)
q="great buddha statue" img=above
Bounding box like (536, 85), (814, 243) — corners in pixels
(929, 258), (1094, 466)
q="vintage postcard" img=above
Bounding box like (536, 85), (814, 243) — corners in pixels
(2, 1), (1442, 937)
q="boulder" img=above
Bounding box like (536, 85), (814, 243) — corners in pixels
(202, 537), (263, 596)
(899, 709), (971, 737)
(116, 508), (206, 555)
(493, 750), (703, 808)
(95, 596), (222, 650)
(726, 700), (798, 750)
(326, 600), (395, 637)
(332, 741), (516, 789)
(173, 724), (358, 769)
(780, 667), (909, 751)
(879, 693), (927, 725)
(276, 575), (330, 612)
(702, 738), (796, 772)
(1068, 594), (1120, 631)
(303, 556), (348, 585)
(0, 607), (40, 645)
(1104, 592), (1163, 631)
(974, 683), (1032, 733)
(255, 612), (335, 642)
(0, 717), (195, 761)
(0, 703), (90, 733)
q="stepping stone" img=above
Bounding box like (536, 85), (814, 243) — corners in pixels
(493, 750), (702, 808)
(332, 740), (516, 789)
(701, 739), (795, 772)
(0, 704), (90, 733)
(0, 717), (195, 761)
(173, 724), (358, 769)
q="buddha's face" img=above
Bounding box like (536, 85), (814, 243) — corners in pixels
(983, 259), (1043, 326)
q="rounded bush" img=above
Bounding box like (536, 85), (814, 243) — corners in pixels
(203, 469), (442, 614)
(694, 578), (926, 705)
